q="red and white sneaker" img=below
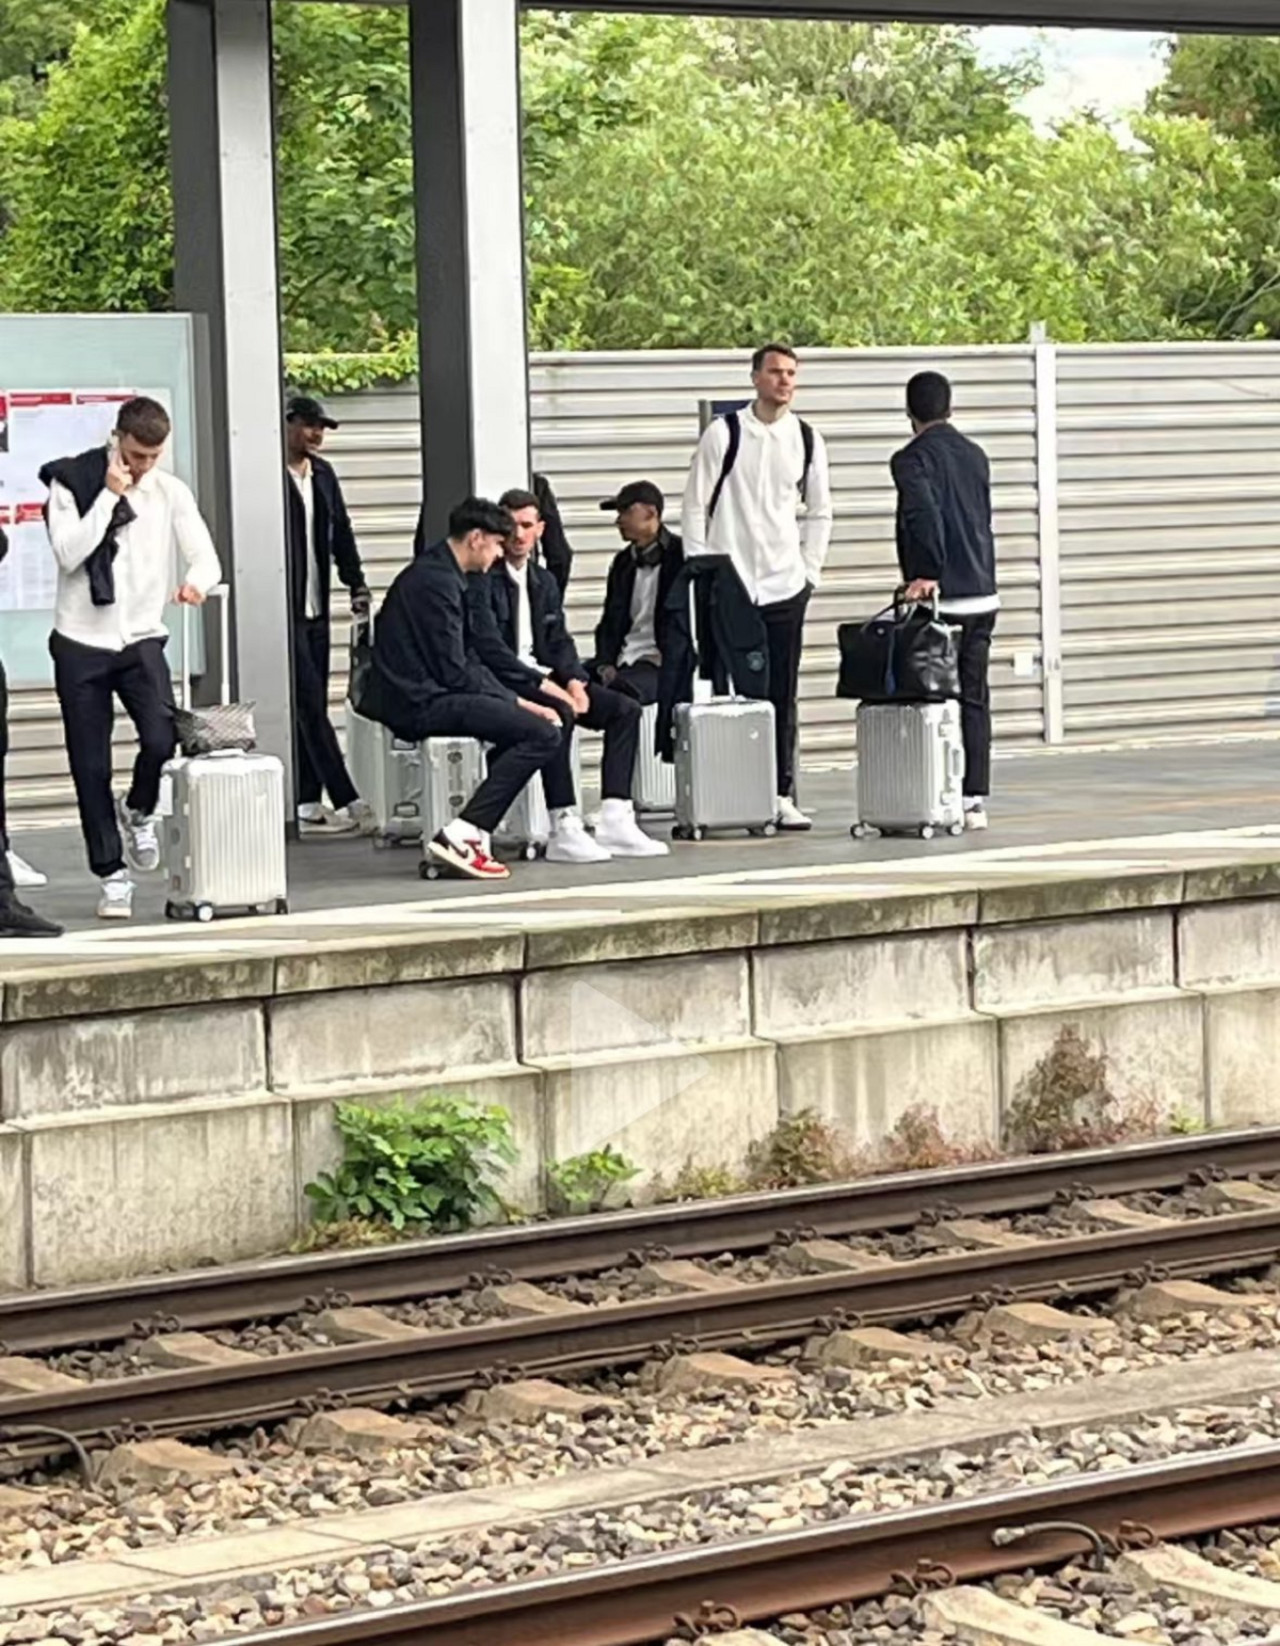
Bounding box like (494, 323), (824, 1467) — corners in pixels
(427, 830), (510, 881)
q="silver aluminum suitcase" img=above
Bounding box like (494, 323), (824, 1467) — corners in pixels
(418, 737), (487, 879)
(163, 588), (289, 921)
(345, 703), (423, 847)
(673, 698), (777, 841)
(632, 702), (676, 815)
(853, 700), (965, 840)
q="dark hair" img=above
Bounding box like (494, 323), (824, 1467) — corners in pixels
(752, 342), (798, 373)
(906, 371), (952, 426)
(447, 496), (514, 540)
(499, 488), (540, 516)
(116, 396), (171, 448)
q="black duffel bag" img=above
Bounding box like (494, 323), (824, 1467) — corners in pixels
(836, 595), (960, 703)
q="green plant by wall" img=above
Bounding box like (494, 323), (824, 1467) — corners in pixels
(1004, 1028), (1159, 1153)
(744, 1109), (855, 1190)
(547, 1145), (639, 1214)
(304, 1096), (516, 1234)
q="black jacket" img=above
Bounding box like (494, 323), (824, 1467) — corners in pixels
(38, 447), (133, 608)
(468, 558), (585, 693)
(593, 529), (684, 672)
(359, 539), (514, 737)
(891, 422), (997, 600)
(286, 454), (367, 623)
(655, 556), (770, 758)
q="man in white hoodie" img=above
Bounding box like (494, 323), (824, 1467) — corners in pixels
(680, 344), (833, 830)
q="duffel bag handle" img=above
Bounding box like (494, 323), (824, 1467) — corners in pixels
(893, 584), (941, 621)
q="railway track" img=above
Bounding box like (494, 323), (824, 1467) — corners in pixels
(4, 1130), (1280, 1459)
(173, 1440), (1280, 1646)
(5, 1125), (1279, 1355)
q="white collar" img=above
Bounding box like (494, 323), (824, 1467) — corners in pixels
(505, 558), (530, 584)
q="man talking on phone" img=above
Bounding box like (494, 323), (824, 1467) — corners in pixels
(41, 397), (222, 920)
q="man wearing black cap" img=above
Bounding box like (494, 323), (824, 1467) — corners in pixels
(285, 395), (371, 835)
(593, 481), (684, 707)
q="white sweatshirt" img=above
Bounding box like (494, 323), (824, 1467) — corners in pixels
(47, 467), (222, 651)
(681, 405), (834, 604)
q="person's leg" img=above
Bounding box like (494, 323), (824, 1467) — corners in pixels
(759, 585), (811, 823)
(52, 634), (128, 883)
(111, 637), (177, 878)
(957, 613), (995, 819)
(525, 688), (610, 864)
(292, 618), (322, 811)
(614, 661), (660, 706)
(425, 695), (561, 837)
(582, 683), (668, 857)
(294, 617), (360, 820)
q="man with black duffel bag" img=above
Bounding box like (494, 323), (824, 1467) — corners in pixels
(891, 370), (999, 831)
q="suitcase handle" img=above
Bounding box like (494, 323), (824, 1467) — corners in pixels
(947, 741), (965, 781)
(178, 584), (231, 711)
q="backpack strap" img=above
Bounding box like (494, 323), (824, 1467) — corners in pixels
(798, 417), (815, 500)
(706, 411), (741, 524)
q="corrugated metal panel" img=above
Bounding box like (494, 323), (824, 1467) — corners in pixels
(327, 346), (1043, 780)
(1055, 344), (1280, 741)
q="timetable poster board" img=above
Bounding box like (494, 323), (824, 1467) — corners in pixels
(0, 388), (170, 613)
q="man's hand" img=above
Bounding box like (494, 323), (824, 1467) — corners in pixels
(174, 583), (207, 606)
(599, 664), (618, 686)
(540, 679), (575, 710)
(566, 679), (590, 716)
(903, 579), (939, 603)
(105, 447), (132, 497)
(517, 697), (561, 726)
(351, 585), (372, 617)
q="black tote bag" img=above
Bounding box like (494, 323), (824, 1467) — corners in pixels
(836, 597), (960, 704)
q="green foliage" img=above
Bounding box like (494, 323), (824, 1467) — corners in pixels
(547, 1145), (639, 1212)
(744, 1109), (854, 1190)
(1003, 1028), (1161, 1154)
(0, 9), (1277, 355)
(304, 1096), (517, 1234)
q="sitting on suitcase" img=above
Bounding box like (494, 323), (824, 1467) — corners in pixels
(590, 481), (683, 707)
(358, 497), (563, 882)
(891, 370), (999, 832)
(466, 489), (668, 863)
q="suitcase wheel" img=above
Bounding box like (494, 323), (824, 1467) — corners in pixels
(372, 835), (393, 851)
(851, 823), (873, 840)
(419, 861), (441, 881)
(688, 826), (705, 843)
(195, 903), (215, 923)
(164, 899), (182, 922)
(919, 825), (935, 841)
(521, 843), (540, 862)
(948, 822), (964, 837)
(274, 898), (289, 915)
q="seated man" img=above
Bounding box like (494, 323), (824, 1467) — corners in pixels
(359, 497), (563, 882)
(593, 481), (684, 705)
(468, 488), (668, 863)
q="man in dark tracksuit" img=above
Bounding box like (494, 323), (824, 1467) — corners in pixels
(465, 488), (666, 862)
(285, 395), (370, 835)
(0, 526), (60, 936)
(592, 480), (684, 707)
(891, 370), (1000, 831)
(359, 497), (563, 882)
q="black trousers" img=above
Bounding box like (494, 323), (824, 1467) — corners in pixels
(294, 615), (358, 811)
(610, 659), (661, 706)
(51, 631), (176, 878)
(758, 585), (811, 798)
(410, 693), (562, 835)
(536, 682), (641, 809)
(952, 611), (996, 799)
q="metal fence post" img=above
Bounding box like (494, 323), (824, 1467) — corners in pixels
(1034, 340), (1065, 744)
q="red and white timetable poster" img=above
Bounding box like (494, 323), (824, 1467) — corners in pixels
(0, 390), (138, 612)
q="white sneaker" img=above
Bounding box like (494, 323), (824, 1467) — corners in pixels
(964, 800), (989, 833)
(97, 872), (135, 920)
(594, 799), (670, 858)
(7, 852), (47, 889)
(775, 795), (813, 831)
(347, 799), (378, 836)
(298, 804), (360, 837)
(545, 812), (612, 865)
(116, 799), (160, 872)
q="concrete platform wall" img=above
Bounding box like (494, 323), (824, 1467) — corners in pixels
(5, 864), (1280, 1287)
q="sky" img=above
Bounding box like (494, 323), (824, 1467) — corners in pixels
(977, 28), (1170, 127)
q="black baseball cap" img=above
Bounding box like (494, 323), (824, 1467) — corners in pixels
(286, 395), (339, 430)
(600, 480), (664, 514)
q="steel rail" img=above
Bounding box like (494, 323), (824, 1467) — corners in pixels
(3, 1205), (1279, 1451)
(214, 1441), (1280, 1646)
(3, 1126), (1278, 1355)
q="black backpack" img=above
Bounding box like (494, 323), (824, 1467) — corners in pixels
(706, 410), (816, 523)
